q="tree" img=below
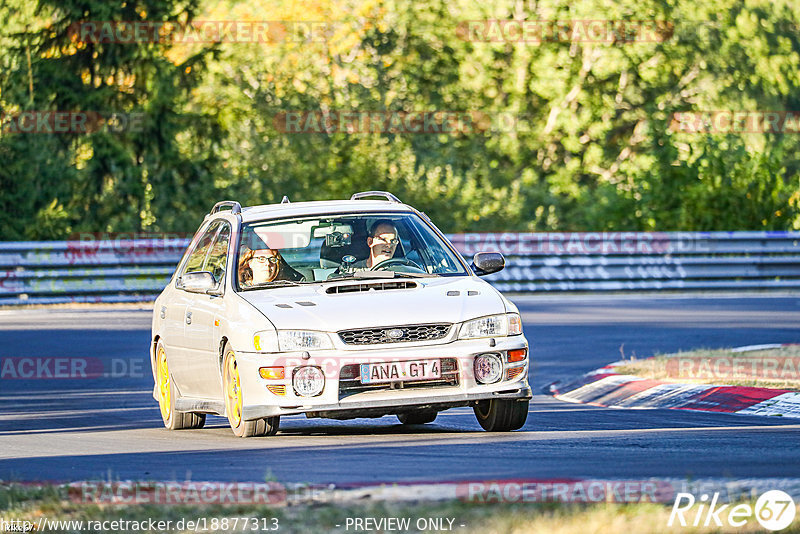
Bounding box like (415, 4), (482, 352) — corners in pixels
(0, 0), (221, 239)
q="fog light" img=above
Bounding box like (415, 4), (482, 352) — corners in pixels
(474, 353), (503, 384)
(293, 366), (325, 397)
(508, 349), (527, 362)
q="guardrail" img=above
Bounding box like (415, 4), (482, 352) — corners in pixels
(0, 231), (798, 305)
(0, 238), (185, 305)
(452, 231), (800, 292)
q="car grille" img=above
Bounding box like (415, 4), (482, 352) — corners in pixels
(338, 358), (459, 399)
(338, 323), (451, 345)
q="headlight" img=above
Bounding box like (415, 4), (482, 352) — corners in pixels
(459, 313), (522, 339)
(507, 313), (522, 335)
(277, 330), (333, 351)
(474, 353), (503, 384)
(293, 366), (325, 397)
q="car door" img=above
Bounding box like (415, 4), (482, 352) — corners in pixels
(181, 221), (231, 399)
(167, 220), (221, 394)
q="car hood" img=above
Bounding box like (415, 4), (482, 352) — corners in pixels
(238, 277), (506, 332)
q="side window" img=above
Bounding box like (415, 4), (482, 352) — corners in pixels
(180, 221), (221, 279)
(204, 224), (230, 284)
(394, 220), (424, 267)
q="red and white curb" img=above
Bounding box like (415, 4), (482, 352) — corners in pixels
(547, 344), (800, 419)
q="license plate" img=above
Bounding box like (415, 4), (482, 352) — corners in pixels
(360, 359), (441, 384)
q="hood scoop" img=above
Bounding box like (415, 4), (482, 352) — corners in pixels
(326, 280), (418, 294)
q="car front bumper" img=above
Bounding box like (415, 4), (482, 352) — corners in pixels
(235, 336), (531, 420)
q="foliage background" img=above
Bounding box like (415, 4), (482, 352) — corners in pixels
(1, 0), (799, 239)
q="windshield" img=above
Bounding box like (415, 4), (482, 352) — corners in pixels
(236, 212), (468, 289)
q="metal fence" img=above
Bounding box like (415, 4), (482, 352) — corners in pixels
(0, 231), (798, 305)
(453, 231), (800, 292)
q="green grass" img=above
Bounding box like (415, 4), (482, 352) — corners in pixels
(2, 483), (799, 533)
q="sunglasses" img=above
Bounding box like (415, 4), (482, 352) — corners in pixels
(372, 236), (399, 246)
(251, 255), (278, 264)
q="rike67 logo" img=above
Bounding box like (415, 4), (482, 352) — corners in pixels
(668, 490), (796, 531)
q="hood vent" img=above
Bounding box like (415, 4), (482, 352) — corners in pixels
(326, 280), (418, 294)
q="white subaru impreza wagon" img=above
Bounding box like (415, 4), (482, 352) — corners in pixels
(150, 191), (531, 437)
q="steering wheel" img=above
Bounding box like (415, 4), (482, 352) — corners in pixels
(371, 258), (425, 272)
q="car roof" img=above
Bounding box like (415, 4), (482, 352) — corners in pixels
(239, 200), (416, 223)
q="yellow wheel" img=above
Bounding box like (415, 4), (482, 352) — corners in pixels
(154, 341), (205, 430)
(224, 351), (244, 429)
(156, 344), (172, 423)
(223, 348), (279, 437)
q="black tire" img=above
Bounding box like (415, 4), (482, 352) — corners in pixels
(234, 416), (280, 438)
(155, 341), (205, 430)
(171, 408), (206, 430)
(473, 399), (529, 432)
(223, 348), (280, 437)
(397, 411), (438, 425)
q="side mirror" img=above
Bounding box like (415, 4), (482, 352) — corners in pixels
(471, 252), (505, 276)
(181, 271), (218, 294)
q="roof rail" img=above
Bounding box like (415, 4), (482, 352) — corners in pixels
(210, 201), (242, 215)
(350, 191), (402, 203)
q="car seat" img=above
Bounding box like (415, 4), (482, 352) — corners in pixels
(276, 256), (305, 282)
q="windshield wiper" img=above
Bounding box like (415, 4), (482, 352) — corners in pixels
(242, 280), (303, 290)
(390, 272), (437, 278)
(350, 271), (436, 279)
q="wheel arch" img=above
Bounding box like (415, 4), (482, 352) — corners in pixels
(218, 336), (229, 376)
(150, 335), (161, 380)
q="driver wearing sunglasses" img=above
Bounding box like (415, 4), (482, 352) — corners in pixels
(351, 220), (400, 271)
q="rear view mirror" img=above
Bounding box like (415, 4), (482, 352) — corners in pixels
(313, 223), (353, 237)
(471, 252), (505, 276)
(325, 231), (352, 248)
(181, 271), (217, 293)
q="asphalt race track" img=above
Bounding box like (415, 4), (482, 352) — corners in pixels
(1, 294), (799, 485)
